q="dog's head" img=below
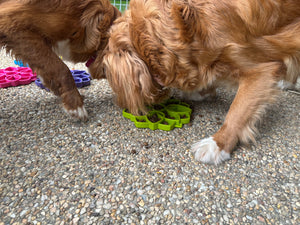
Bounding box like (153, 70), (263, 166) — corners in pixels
(68, 0), (121, 78)
(102, 11), (169, 115)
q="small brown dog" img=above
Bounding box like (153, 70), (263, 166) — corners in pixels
(103, 0), (300, 164)
(0, 0), (120, 120)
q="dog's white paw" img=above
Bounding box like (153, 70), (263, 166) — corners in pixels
(192, 137), (230, 165)
(64, 106), (88, 121)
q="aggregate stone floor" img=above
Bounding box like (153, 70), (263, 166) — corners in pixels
(0, 49), (299, 225)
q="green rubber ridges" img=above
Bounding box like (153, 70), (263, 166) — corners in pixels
(122, 99), (192, 131)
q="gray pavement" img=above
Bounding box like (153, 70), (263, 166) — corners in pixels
(0, 49), (299, 224)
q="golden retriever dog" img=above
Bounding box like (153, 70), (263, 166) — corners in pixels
(0, 0), (120, 120)
(103, 0), (300, 164)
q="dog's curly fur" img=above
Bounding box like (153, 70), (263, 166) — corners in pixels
(103, 0), (300, 164)
(0, 0), (120, 120)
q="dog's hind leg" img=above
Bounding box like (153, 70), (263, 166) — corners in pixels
(192, 62), (284, 164)
(7, 32), (88, 120)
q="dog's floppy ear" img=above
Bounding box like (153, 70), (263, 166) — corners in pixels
(103, 18), (166, 115)
(171, 0), (203, 42)
(128, 1), (178, 87)
(103, 46), (165, 115)
(80, 0), (121, 51)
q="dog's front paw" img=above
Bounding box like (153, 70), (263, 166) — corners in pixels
(192, 137), (230, 165)
(64, 106), (88, 121)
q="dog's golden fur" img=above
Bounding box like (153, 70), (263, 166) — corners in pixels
(0, 0), (120, 120)
(103, 0), (300, 164)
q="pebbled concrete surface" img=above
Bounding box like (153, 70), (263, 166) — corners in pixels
(0, 49), (299, 224)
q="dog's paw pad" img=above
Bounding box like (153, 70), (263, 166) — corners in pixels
(191, 137), (230, 165)
(64, 106), (88, 121)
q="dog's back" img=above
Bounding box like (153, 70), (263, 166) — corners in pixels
(0, 1), (82, 49)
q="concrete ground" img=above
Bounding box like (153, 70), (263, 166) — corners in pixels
(0, 49), (299, 224)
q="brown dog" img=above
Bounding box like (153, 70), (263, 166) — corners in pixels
(0, 0), (120, 120)
(103, 0), (300, 164)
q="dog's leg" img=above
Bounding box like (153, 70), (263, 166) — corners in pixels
(40, 63), (88, 120)
(192, 62), (284, 164)
(10, 33), (88, 120)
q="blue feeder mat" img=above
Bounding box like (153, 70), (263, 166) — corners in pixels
(35, 70), (91, 91)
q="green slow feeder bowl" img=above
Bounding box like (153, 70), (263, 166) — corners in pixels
(146, 111), (165, 130)
(134, 115), (149, 129)
(166, 104), (192, 125)
(122, 99), (192, 131)
(123, 109), (135, 121)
